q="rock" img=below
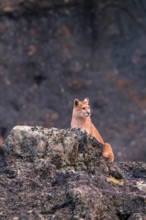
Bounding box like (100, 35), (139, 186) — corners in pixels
(0, 0), (80, 16)
(0, 126), (146, 219)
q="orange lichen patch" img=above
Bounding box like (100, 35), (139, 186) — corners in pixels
(128, 91), (146, 109)
(114, 79), (133, 89)
(33, 27), (43, 37)
(0, 137), (3, 145)
(0, 23), (6, 34)
(62, 41), (73, 54)
(59, 25), (74, 54)
(59, 25), (72, 38)
(108, 71), (133, 88)
(67, 78), (84, 90)
(128, 90), (140, 102)
(0, 137), (3, 151)
(107, 72), (146, 109)
(128, 125), (139, 133)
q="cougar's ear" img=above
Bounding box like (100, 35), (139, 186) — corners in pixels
(74, 99), (80, 107)
(84, 97), (89, 104)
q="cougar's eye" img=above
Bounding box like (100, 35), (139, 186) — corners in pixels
(82, 107), (86, 110)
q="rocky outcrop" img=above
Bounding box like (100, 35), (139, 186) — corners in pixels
(0, 126), (146, 219)
(0, 0), (146, 162)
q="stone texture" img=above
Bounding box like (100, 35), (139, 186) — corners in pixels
(0, 0), (145, 162)
(0, 126), (145, 219)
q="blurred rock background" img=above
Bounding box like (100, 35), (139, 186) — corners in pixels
(0, 0), (146, 161)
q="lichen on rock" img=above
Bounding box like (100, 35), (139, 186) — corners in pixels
(0, 126), (145, 219)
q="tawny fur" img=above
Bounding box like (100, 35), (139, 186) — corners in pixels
(71, 98), (114, 161)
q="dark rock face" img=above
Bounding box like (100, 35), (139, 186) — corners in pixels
(0, 0), (146, 162)
(0, 126), (146, 219)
